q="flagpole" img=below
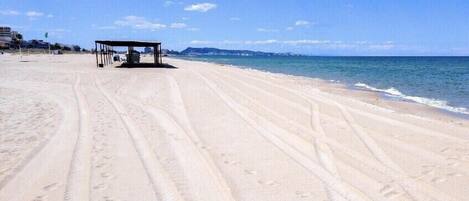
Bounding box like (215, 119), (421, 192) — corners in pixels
(45, 32), (50, 54)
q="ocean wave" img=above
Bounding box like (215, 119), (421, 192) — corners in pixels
(354, 82), (469, 115)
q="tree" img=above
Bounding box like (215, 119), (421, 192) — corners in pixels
(72, 45), (81, 52)
(12, 33), (23, 49)
(52, 43), (61, 50)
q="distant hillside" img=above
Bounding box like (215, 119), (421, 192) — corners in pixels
(179, 47), (299, 56)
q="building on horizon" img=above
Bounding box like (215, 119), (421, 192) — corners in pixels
(144, 47), (152, 54)
(0, 27), (12, 49)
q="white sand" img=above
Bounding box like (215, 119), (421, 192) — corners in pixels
(0, 54), (468, 201)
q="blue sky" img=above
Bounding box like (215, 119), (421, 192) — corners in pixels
(1, 0), (469, 55)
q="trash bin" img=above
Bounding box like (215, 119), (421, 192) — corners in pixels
(126, 51), (140, 63)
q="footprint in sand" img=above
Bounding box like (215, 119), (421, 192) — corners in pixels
(379, 184), (400, 198)
(257, 179), (280, 187)
(421, 169), (435, 175)
(383, 191), (400, 199)
(93, 183), (107, 190)
(199, 145), (211, 150)
(431, 177), (447, 183)
(447, 161), (460, 167)
(244, 169), (257, 175)
(295, 191), (312, 198)
(31, 195), (46, 201)
(42, 182), (58, 191)
(223, 160), (240, 165)
(264, 180), (280, 187)
(440, 147), (450, 153)
(101, 172), (115, 179)
(447, 172), (463, 177)
(102, 195), (114, 201)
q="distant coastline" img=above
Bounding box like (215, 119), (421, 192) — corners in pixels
(167, 47), (303, 56)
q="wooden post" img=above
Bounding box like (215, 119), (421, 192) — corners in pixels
(110, 46), (113, 64)
(108, 46), (111, 65)
(102, 45), (105, 66)
(106, 45), (109, 65)
(159, 44), (162, 64)
(104, 45), (107, 65)
(109, 46), (114, 64)
(95, 42), (98, 68)
(153, 46), (157, 65)
(105, 45), (108, 65)
(100, 44), (104, 67)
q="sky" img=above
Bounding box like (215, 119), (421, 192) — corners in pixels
(1, 0), (469, 55)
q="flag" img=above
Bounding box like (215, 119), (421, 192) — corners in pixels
(45, 32), (48, 38)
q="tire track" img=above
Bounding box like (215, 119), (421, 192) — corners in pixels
(166, 75), (237, 201)
(332, 101), (457, 201)
(205, 67), (460, 201)
(191, 68), (373, 201)
(0, 83), (74, 201)
(206, 69), (361, 200)
(94, 76), (185, 201)
(310, 102), (349, 201)
(0, 93), (62, 190)
(115, 74), (236, 201)
(64, 74), (92, 201)
(222, 66), (469, 145)
(214, 68), (469, 178)
(206, 68), (405, 200)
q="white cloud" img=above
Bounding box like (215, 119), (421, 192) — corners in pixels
(26, 11), (44, 17)
(114, 16), (166, 30)
(286, 27), (294, 31)
(283, 40), (330, 45)
(164, 0), (183, 7)
(47, 14), (54, 18)
(295, 20), (310, 26)
(170, 22), (187, 29)
(229, 17), (240, 21)
(245, 39), (278, 45)
(367, 41), (395, 50)
(257, 28), (278, 32)
(164, 0), (174, 7)
(190, 40), (214, 45)
(184, 3), (217, 12)
(0, 10), (20, 16)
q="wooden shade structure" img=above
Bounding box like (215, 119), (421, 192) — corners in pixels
(95, 40), (162, 67)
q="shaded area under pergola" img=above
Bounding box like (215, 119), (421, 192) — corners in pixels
(95, 40), (163, 68)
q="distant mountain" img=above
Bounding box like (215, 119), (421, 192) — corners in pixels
(178, 47), (300, 56)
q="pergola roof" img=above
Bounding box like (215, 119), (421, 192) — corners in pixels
(95, 40), (161, 47)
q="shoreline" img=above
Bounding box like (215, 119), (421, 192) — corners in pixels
(171, 56), (469, 122)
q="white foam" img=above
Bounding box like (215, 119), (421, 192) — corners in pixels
(354, 82), (469, 115)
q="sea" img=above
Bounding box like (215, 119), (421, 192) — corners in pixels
(177, 55), (469, 117)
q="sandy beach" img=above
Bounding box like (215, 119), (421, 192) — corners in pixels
(1, 54), (469, 201)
